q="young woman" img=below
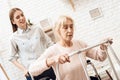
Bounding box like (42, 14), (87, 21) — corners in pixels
(9, 8), (56, 80)
(29, 15), (112, 80)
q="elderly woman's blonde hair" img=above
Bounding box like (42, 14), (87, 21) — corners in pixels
(54, 15), (74, 42)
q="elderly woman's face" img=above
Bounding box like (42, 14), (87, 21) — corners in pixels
(59, 19), (74, 42)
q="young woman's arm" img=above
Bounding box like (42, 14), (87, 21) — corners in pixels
(11, 60), (28, 76)
(9, 37), (28, 76)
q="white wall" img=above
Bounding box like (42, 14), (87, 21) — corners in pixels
(0, 0), (120, 80)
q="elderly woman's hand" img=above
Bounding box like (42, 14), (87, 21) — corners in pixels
(46, 54), (70, 67)
(58, 54), (70, 64)
(100, 38), (113, 50)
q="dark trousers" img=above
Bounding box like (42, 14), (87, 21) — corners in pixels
(33, 67), (56, 80)
(25, 73), (32, 80)
(90, 76), (99, 80)
(26, 69), (98, 80)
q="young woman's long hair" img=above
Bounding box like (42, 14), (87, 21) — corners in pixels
(9, 8), (23, 32)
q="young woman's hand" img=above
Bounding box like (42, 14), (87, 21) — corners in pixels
(24, 69), (29, 76)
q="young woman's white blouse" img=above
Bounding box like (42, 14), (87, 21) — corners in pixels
(9, 25), (53, 69)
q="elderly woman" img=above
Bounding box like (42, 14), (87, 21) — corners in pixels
(29, 15), (112, 80)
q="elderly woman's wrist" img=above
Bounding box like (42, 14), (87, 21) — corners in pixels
(46, 58), (55, 67)
(100, 48), (107, 54)
(46, 58), (50, 67)
(100, 45), (107, 50)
